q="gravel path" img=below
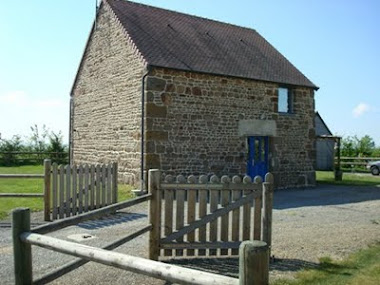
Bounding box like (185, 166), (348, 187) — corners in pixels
(1, 183), (379, 284)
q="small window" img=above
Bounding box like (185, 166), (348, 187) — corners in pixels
(278, 87), (292, 113)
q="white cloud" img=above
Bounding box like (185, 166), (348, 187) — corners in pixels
(0, 91), (64, 108)
(0, 90), (69, 142)
(352, 102), (370, 118)
(0, 90), (28, 105)
(35, 99), (65, 107)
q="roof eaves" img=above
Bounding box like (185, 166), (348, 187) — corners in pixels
(149, 64), (318, 90)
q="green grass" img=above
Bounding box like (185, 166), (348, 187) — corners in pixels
(118, 184), (135, 201)
(317, 171), (380, 186)
(273, 242), (380, 285)
(0, 165), (45, 219)
(0, 165), (135, 220)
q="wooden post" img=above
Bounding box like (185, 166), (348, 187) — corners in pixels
(112, 162), (118, 204)
(12, 208), (33, 285)
(148, 169), (161, 260)
(334, 138), (343, 181)
(44, 159), (51, 221)
(253, 176), (262, 241)
(262, 173), (274, 257)
(239, 240), (269, 285)
(22, 232), (238, 285)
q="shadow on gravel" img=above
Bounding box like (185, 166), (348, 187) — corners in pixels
(166, 257), (319, 278)
(274, 184), (380, 210)
(165, 258), (240, 278)
(77, 212), (146, 229)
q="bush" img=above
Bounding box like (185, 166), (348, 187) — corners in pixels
(46, 132), (68, 164)
(341, 135), (378, 157)
(0, 135), (24, 166)
(0, 125), (68, 166)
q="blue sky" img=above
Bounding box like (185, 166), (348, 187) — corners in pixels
(0, 0), (379, 145)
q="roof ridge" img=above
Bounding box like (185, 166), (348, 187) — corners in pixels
(111, 0), (258, 34)
(103, 0), (148, 68)
(101, 0), (318, 89)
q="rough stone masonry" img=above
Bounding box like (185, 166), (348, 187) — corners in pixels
(71, 2), (316, 188)
(144, 68), (316, 188)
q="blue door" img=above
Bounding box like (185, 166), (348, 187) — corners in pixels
(247, 136), (269, 178)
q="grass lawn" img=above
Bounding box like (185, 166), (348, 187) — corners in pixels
(317, 171), (380, 186)
(272, 242), (380, 285)
(0, 165), (134, 220)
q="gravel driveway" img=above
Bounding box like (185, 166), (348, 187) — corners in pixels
(1, 183), (379, 284)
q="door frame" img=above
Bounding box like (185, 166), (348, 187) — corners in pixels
(247, 136), (269, 178)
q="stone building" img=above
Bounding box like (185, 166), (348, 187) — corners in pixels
(70, 0), (318, 188)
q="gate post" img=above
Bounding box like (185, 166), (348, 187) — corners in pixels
(12, 208), (33, 285)
(148, 169), (161, 260)
(262, 173), (274, 256)
(112, 162), (118, 204)
(44, 159), (51, 221)
(239, 240), (269, 285)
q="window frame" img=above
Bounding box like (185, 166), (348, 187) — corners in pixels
(277, 87), (293, 114)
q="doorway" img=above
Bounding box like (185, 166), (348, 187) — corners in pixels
(247, 136), (269, 178)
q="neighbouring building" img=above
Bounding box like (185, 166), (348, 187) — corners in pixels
(315, 112), (335, 170)
(70, 0), (318, 188)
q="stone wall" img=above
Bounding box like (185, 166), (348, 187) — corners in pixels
(71, 3), (316, 188)
(145, 68), (316, 188)
(71, 3), (145, 184)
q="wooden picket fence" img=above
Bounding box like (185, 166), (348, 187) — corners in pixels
(48, 162), (118, 220)
(0, 160), (118, 221)
(148, 170), (274, 260)
(11, 168), (274, 284)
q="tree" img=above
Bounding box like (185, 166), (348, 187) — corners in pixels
(341, 135), (378, 157)
(341, 136), (357, 157)
(28, 124), (49, 153)
(357, 135), (375, 157)
(0, 135), (24, 165)
(46, 131), (67, 164)
(371, 147), (380, 157)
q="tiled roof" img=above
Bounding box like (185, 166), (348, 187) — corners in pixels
(106, 0), (318, 89)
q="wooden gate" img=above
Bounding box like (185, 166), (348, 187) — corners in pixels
(48, 162), (118, 220)
(148, 169), (274, 260)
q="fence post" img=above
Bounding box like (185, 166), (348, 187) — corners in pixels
(112, 162), (118, 204)
(148, 169), (161, 260)
(12, 208), (33, 285)
(239, 240), (269, 285)
(262, 173), (274, 257)
(44, 159), (51, 221)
